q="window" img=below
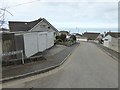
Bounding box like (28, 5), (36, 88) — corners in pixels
(105, 39), (108, 41)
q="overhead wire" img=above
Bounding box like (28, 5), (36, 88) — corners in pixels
(0, 0), (41, 28)
(7, 0), (41, 9)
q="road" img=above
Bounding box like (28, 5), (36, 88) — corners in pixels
(3, 42), (118, 88)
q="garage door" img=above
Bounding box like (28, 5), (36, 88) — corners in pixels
(38, 32), (47, 52)
(24, 32), (38, 57)
(47, 32), (54, 49)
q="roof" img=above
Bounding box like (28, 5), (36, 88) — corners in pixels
(59, 31), (69, 35)
(76, 33), (82, 36)
(9, 18), (58, 32)
(82, 32), (100, 40)
(105, 32), (120, 38)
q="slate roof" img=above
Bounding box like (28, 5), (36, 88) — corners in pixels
(59, 31), (69, 35)
(105, 32), (120, 38)
(9, 18), (58, 32)
(82, 32), (100, 40)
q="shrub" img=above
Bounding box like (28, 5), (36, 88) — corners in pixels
(56, 34), (66, 42)
(56, 35), (61, 40)
(70, 35), (76, 41)
(60, 34), (66, 42)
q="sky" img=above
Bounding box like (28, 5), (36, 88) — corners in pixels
(0, 0), (119, 33)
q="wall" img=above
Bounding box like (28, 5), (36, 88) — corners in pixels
(103, 35), (119, 52)
(109, 37), (119, 52)
(77, 38), (87, 42)
(103, 35), (112, 48)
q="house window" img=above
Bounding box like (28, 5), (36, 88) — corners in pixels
(105, 39), (108, 41)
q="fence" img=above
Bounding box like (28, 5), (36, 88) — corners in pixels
(2, 50), (24, 64)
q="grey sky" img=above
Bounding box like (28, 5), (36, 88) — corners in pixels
(0, 0), (118, 29)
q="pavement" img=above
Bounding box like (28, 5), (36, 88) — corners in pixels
(3, 42), (118, 88)
(2, 43), (79, 82)
(91, 42), (120, 62)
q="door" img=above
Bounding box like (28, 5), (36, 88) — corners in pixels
(38, 33), (47, 52)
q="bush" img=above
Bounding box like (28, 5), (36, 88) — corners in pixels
(60, 34), (66, 42)
(55, 39), (63, 44)
(55, 34), (76, 46)
(70, 35), (76, 41)
(56, 34), (66, 42)
(56, 36), (61, 40)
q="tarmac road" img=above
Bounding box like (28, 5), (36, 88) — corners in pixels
(3, 42), (118, 88)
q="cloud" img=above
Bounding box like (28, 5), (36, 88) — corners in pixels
(0, 0), (118, 28)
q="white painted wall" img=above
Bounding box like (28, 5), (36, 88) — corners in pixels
(103, 35), (112, 48)
(77, 38), (87, 42)
(103, 35), (119, 52)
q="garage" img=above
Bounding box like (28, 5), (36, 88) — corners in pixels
(46, 32), (54, 49)
(23, 31), (54, 58)
(23, 32), (38, 57)
(38, 32), (47, 52)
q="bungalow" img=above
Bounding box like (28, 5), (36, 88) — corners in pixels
(72, 33), (87, 42)
(82, 32), (100, 42)
(9, 18), (58, 33)
(2, 18), (58, 60)
(103, 32), (120, 52)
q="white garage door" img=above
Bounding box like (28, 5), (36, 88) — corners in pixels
(24, 32), (38, 57)
(38, 32), (47, 52)
(47, 32), (54, 49)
